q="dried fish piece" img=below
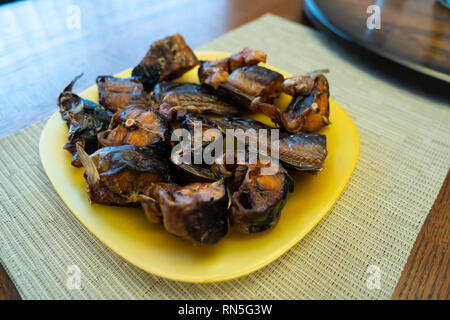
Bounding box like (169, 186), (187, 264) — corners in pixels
(151, 81), (184, 104)
(77, 144), (171, 206)
(216, 118), (327, 171)
(210, 151), (249, 194)
(282, 69), (329, 96)
(209, 65), (284, 124)
(180, 113), (221, 148)
(96, 76), (149, 113)
(281, 71), (330, 133)
(152, 81), (241, 121)
(277, 133), (327, 171)
(97, 105), (171, 152)
(58, 74), (113, 167)
(139, 180), (229, 244)
(172, 163), (219, 183)
(199, 48), (283, 121)
(132, 34), (199, 91)
(171, 114), (222, 183)
(221, 65), (284, 105)
(212, 152), (293, 234)
(215, 67), (330, 134)
(230, 162), (292, 233)
(198, 47), (267, 89)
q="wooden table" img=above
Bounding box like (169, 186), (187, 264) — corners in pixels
(0, 0), (447, 300)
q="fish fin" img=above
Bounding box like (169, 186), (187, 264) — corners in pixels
(76, 142), (100, 185)
(64, 73), (84, 92)
(139, 194), (162, 224)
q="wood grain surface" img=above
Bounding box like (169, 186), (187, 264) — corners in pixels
(0, 0), (309, 139)
(304, 0), (450, 81)
(0, 263), (20, 300)
(0, 0), (448, 300)
(392, 170), (450, 300)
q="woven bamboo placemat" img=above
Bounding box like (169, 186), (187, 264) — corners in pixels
(0, 14), (449, 299)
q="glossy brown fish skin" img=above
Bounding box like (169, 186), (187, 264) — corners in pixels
(180, 114), (221, 148)
(281, 72), (330, 133)
(151, 81), (185, 104)
(58, 74), (113, 167)
(132, 34), (199, 91)
(77, 144), (171, 206)
(217, 66), (284, 124)
(210, 151), (249, 194)
(212, 152), (293, 234)
(217, 117), (273, 135)
(97, 105), (171, 152)
(198, 47), (267, 89)
(223, 65), (284, 104)
(216, 118), (327, 171)
(199, 49), (284, 121)
(152, 81), (241, 121)
(96, 76), (149, 113)
(231, 164), (291, 233)
(171, 163), (219, 184)
(221, 71), (331, 134)
(171, 114), (222, 183)
(139, 180), (229, 244)
(277, 133), (327, 171)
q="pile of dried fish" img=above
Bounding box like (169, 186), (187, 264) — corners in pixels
(57, 33), (331, 244)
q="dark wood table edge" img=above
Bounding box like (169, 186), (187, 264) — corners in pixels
(0, 263), (20, 300)
(391, 170), (449, 300)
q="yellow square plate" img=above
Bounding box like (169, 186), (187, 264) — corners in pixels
(40, 51), (359, 282)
